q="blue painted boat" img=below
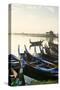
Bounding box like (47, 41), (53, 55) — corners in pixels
(19, 47), (58, 80)
(8, 54), (20, 69)
(8, 54), (25, 86)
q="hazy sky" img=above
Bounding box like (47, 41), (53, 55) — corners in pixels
(11, 4), (58, 34)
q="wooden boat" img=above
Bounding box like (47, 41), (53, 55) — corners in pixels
(29, 39), (44, 48)
(18, 46), (58, 80)
(24, 45), (58, 65)
(41, 53), (58, 65)
(8, 54), (20, 69)
(49, 42), (58, 53)
(44, 44), (58, 60)
(8, 54), (25, 86)
(23, 63), (58, 80)
(8, 54), (20, 80)
(29, 40), (58, 60)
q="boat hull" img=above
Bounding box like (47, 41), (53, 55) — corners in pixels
(23, 64), (58, 81)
